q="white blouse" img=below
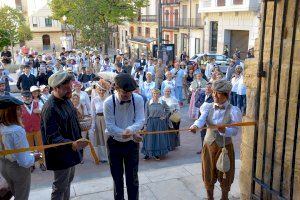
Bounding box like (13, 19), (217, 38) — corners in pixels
(160, 96), (180, 112)
(74, 91), (91, 115)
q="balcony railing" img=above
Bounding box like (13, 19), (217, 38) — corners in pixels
(179, 18), (203, 28)
(141, 15), (157, 22)
(162, 18), (203, 29)
(161, 0), (180, 5)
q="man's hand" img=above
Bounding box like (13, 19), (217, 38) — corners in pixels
(72, 139), (89, 151)
(133, 133), (143, 143)
(33, 152), (43, 162)
(218, 127), (226, 134)
(122, 129), (132, 139)
(189, 125), (198, 134)
(33, 108), (41, 114)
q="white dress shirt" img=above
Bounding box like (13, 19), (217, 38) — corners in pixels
(193, 102), (242, 137)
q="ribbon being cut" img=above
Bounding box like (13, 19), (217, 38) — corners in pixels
(0, 121), (256, 157)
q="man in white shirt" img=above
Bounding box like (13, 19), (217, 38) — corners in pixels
(104, 73), (145, 200)
(190, 79), (242, 200)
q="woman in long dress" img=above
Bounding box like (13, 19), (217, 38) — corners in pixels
(160, 87), (180, 149)
(73, 80), (92, 115)
(142, 89), (172, 160)
(140, 72), (156, 100)
(188, 73), (207, 119)
(91, 79), (111, 162)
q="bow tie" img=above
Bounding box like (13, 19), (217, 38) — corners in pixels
(215, 105), (225, 110)
(120, 100), (131, 105)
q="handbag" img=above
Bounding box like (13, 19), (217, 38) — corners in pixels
(216, 135), (230, 179)
(169, 111), (181, 123)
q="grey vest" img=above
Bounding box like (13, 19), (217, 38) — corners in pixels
(204, 104), (232, 147)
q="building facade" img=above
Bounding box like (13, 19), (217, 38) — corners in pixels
(199, 0), (260, 59)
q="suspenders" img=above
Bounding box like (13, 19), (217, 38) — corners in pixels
(112, 94), (136, 117)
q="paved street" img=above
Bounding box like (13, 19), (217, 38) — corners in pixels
(25, 102), (243, 199)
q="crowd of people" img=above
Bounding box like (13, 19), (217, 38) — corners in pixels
(0, 45), (247, 200)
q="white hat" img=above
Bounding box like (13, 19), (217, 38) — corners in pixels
(40, 85), (49, 91)
(30, 86), (40, 92)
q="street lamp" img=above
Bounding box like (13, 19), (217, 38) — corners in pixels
(62, 15), (67, 36)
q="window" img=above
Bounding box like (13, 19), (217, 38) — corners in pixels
(165, 35), (169, 44)
(32, 16), (38, 27)
(174, 9), (179, 26)
(165, 10), (170, 27)
(233, 0), (243, 5)
(210, 21), (218, 52)
(42, 35), (51, 50)
(195, 38), (201, 54)
(138, 27), (142, 36)
(217, 0), (225, 6)
(45, 18), (52, 27)
(145, 27), (150, 37)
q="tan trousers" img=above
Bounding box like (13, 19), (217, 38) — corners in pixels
(201, 141), (235, 192)
(26, 131), (44, 165)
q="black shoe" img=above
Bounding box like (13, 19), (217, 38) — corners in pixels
(154, 156), (160, 161)
(40, 163), (47, 171)
(143, 156), (150, 160)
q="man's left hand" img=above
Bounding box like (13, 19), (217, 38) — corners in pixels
(218, 127), (226, 133)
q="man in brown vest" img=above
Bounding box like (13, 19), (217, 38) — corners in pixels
(190, 79), (242, 200)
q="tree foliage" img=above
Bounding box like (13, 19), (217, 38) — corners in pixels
(0, 6), (32, 46)
(0, 29), (11, 49)
(49, 0), (148, 52)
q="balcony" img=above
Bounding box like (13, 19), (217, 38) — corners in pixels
(141, 15), (157, 22)
(162, 18), (204, 29)
(178, 18), (203, 28)
(161, 0), (180, 5)
(199, 0), (260, 12)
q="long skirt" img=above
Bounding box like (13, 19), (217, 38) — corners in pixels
(142, 117), (172, 157)
(188, 91), (199, 119)
(94, 115), (108, 161)
(170, 121), (180, 149)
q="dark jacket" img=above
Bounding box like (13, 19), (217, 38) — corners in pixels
(194, 89), (214, 108)
(41, 95), (82, 170)
(16, 74), (37, 91)
(78, 73), (96, 83)
(36, 73), (48, 86)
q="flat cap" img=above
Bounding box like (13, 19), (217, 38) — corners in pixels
(21, 90), (32, 97)
(0, 95), (23, 109)
(114, 73), (137, 92)
(212, 79), (232, 94)
(0, 79), (5, 84)
(48, 71), (70, 88)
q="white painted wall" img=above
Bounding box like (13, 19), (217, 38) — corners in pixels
(141, 0), (157, 15)
(0, 0), (16, 8)
(203, 11), (259, 54)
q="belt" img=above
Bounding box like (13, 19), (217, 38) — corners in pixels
(96, 113), (103, 116)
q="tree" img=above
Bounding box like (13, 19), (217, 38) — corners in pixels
(0, 29), (11, 50)
(0, 6), (32, 47)
(49, 0), (148, 53)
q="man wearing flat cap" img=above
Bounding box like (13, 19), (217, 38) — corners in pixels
(190, 79), (242, 200)
(40, 71), (89, 200)
(103, 73), (145, 200)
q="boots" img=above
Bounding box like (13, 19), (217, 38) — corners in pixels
(206, 189), (214, 200)
(221, 190), (229, 200)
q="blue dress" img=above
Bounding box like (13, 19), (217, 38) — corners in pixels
(141, 100), (172, 157)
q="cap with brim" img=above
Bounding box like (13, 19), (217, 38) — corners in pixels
(30, 86), (40, 92)
(212, 80), (232, 94)
(48, 71), (70, 88)
(21, 90), (32, 97)
(0, 95), (23, 109)
(114, 73), (137, 92)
